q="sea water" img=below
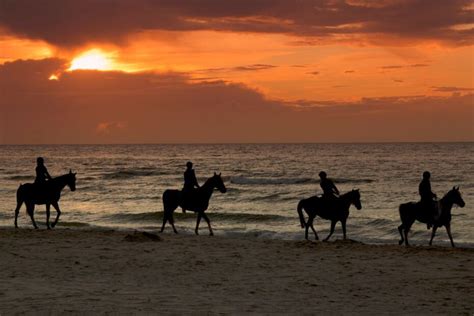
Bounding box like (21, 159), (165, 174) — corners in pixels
(0, 143), (472, 246)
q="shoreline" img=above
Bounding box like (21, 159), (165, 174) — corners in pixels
(0, 228), (473, 314)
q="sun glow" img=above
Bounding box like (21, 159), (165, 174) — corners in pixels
(68, 49), (113, 71)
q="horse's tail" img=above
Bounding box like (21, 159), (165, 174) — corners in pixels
(297, 199), (306, 228)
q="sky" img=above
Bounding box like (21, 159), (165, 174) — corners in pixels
(0, 0), (473, 144)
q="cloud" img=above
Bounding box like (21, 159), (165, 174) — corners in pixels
(409, 63), (429, 67)
(1, 58), (473, 143)
(432, 86), (474, 92)
(197, 64), (277, 73)
(232, 64), (277, 71)
(344, 70), (355, 73)
(96, 121), (127, 136)
(380, 65), (404, 69)
(307, 71), (320, 75)
(0, 0), (472, 47)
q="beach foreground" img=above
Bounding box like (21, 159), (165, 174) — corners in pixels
(0, 228), (473, 314)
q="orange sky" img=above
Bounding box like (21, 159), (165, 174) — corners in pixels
(0, 0), (473, 143)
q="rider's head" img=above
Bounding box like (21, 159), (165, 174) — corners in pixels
(319, 171), (327, 179)
(37, 157), (44, 165)
(423, 171), (431, 179)
(186, 161), (193, 169)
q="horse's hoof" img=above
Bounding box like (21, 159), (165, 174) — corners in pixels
(398, 240), (403, 245)
(210, 233), (214, 236)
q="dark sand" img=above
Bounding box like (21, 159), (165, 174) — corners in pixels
(0, 228), (473, 314)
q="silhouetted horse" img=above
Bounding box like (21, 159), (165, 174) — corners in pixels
(160, 173), (227, 235)
(14, 170), (77, 229)
(297, 190), (362, 241)
(398, 186), (465, 247)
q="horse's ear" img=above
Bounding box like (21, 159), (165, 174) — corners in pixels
(214, 172), (217, 176)
(453, 186), (456, 190)
(455, 186), (459, 190)
(218, 172), (221, 176)
(69, 169), (72, 174)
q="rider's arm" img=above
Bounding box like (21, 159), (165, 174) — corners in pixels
(44, 168), (52, 180)
(332, 181), (340, 195)
(192, 171), (200, 188)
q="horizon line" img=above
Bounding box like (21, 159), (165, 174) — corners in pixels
(1, 141), (473, 146)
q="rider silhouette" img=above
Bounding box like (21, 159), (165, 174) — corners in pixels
(319, 171), (339, 200)
(182, 161), (200, 213)
(419, 171), (438, 229)
(35, 157), (52, 184)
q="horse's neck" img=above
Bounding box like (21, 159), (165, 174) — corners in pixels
(200, 178), (215, 198)
(440, 194), (453, 214)
(339, 193), (353, 209)
(51, 175), (68, 190)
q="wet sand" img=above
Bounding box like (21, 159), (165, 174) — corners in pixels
(0, 228), (473, 314)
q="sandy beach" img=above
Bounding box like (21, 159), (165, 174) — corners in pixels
(0, 228), (473, 314)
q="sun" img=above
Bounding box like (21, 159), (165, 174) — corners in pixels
(68, 49), (113, 71)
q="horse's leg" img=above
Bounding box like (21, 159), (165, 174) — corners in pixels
(310, 218), (319, 241)
(46, 204), (51, 230)
(429, 225), (438, 246)
(14, 199), (23, 229)
(201, 212), (214, 236)
(195, 212), (202, 235)
(398, 224), (404, 245)
(26, 203), (38, 229)
(404, 220), (414, 246)
(324, 221), (336, 242)
(305, 214), (314, 240)
(445, 223), (455, 248)
(51, 202), (61, 228)
(160, 210), (168, 233)
(341, 219), (348, 240)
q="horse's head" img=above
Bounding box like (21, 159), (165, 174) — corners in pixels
(448, 186), (465, 208)
(212, 172), (227, 193)
(67, 169), (77, 192)
(351, 189), (362, 210)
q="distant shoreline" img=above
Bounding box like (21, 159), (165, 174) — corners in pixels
(1, 141), (473, 146)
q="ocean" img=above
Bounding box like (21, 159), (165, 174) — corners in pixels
(0, 143), (472, 246)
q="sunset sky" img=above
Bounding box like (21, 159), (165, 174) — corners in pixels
(0, 0), (473, 143)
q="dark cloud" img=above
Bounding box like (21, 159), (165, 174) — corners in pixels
(1, 59), (473, 143)
(380, 65), (404, 69)
(432, 86), (474, 92)
(307, 71), (320, 75)
(232, 64), (277, 71)
(344, 70), (355, 73)
(0, 0), (472, 47)
(392, 79), (404, 83)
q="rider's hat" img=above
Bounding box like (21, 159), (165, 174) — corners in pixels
(319, 171), (327, 178)
(186, 161), (193, 168)
(423, 171), (431, 179)
(37, 157), (44, 164)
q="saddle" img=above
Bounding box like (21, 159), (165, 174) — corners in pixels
(419, 199), (440, 223)
(181, 188), (198, 211)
